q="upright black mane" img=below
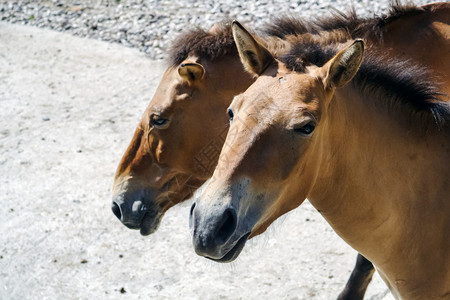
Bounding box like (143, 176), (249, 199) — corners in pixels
(168, 3), (426, 67)
(280, 42), (449, 128)
(264, 1), (424, 43)
(168, 22), (237, 66)
(356, 51), (448, 127)
(280, 39), (335, 73)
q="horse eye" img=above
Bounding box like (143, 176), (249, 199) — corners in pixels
(294, 122), (316, 136)
(227, 108), (234, 122)
(151, 115), (169, 128)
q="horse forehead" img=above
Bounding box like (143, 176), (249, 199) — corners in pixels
(148, 68), (188, 111)
(247, 73), (316, 106)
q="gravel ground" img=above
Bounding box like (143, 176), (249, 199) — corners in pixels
(0, 0), (437, 60)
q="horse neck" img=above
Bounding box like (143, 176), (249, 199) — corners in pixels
(308, 85), (450, 259)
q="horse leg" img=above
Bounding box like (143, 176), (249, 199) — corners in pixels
(336, 254), (375, 300)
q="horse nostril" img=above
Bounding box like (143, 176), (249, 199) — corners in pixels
(215, 208), (237, 245)
(111, 202), (122, 220)
(190, 202), (196, 217)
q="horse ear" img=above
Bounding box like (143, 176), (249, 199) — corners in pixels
(322, 40), (364, 89)
(208, 23), (222, 34)
(178, 62), (205, 84)
(232, 20), (275, 76)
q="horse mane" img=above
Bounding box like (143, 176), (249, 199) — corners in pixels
(168, 22), (237, 66)
(356, 51), (448, 127)
(167, 2), (423, 66)
(167, 1), (422, 66)
(280, 42), (449, 128)
(264, 1), (424, 43)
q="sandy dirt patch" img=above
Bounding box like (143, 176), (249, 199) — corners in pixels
(0, 22), (393, 300)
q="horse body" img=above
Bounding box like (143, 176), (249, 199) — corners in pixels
(313, 81), (450, 299)
(190, 18), (450, 299)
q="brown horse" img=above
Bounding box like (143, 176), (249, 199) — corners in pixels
(190, 18), (450, 300)
(111, 24), (254, 235)
(112, 0), (449, 237)
(113, 3), (449, 299)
